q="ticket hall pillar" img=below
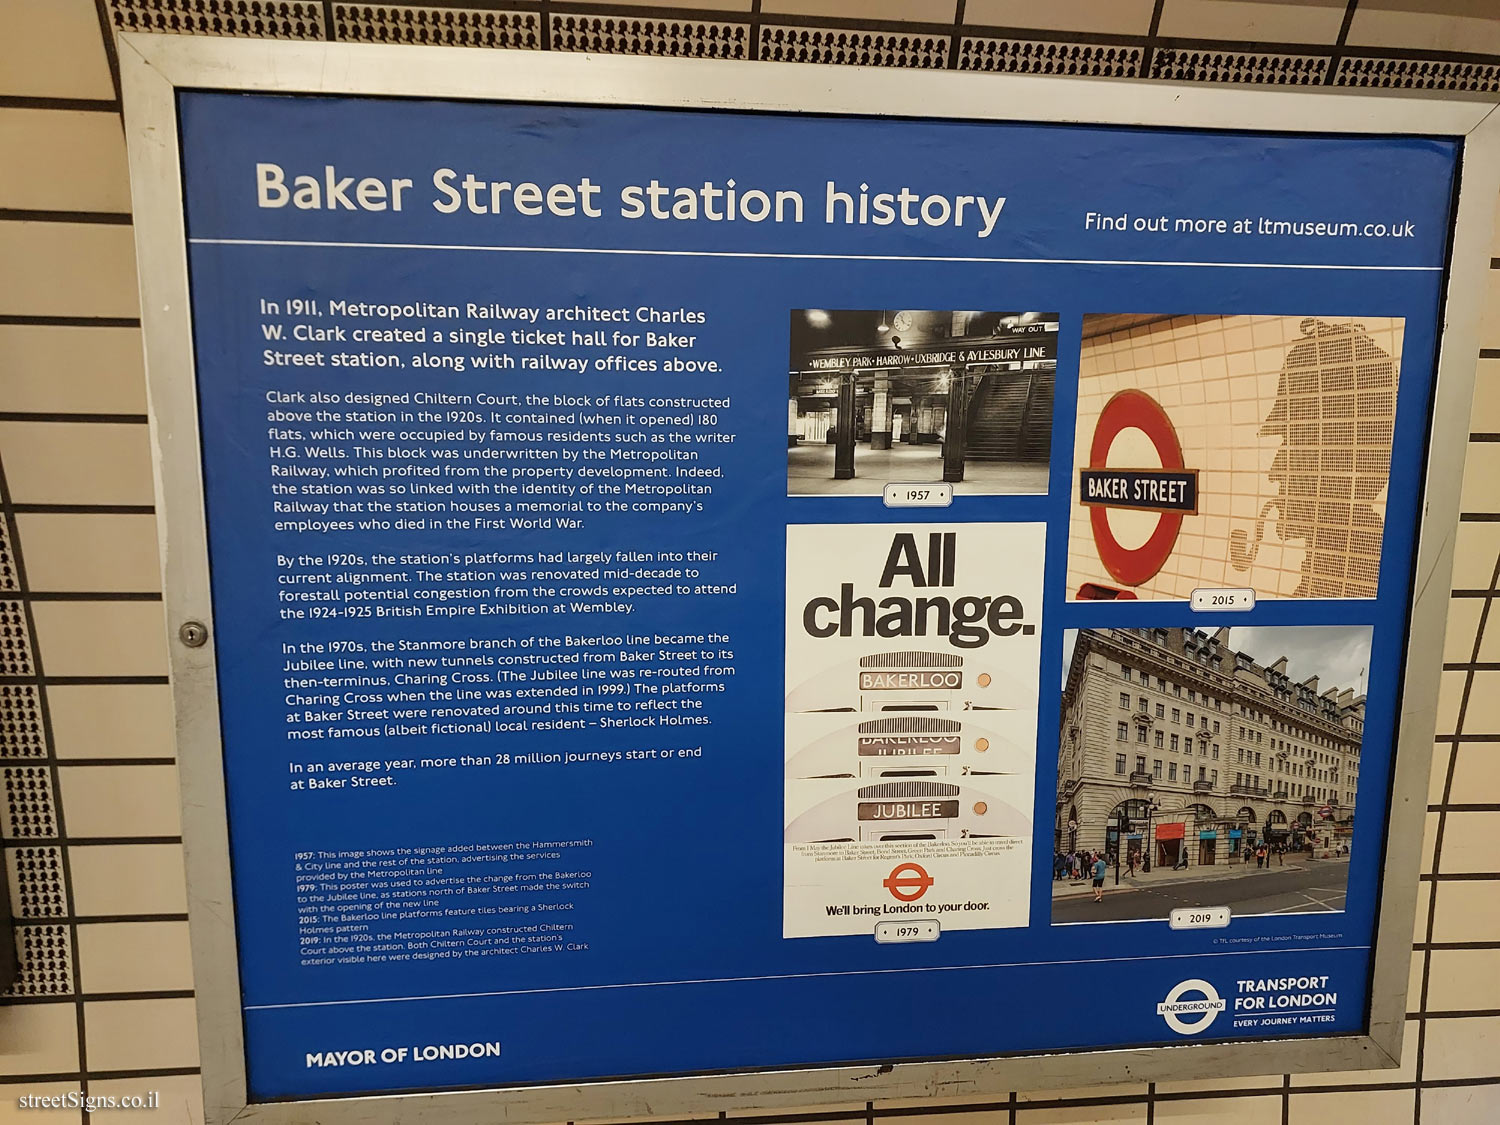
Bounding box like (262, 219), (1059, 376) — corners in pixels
(870, 376), (892, 450)
(834, 371), (856, 480)
(942, 365), (967, 483)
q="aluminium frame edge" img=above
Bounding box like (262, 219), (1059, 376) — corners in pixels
(117, 33), (251, 1125)
(1366, 100), (1500, 1066)
(114, 31), (1499, 1125)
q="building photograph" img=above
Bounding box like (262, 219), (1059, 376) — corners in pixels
(1067, 314), (1403, 601)
(1053, 624), (1367, 924)
(788, 309), (1058, 496)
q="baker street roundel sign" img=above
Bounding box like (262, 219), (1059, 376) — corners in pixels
(1080, 389), (1199, 587)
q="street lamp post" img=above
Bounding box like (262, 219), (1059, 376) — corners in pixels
(1142, 801), (1161, 873)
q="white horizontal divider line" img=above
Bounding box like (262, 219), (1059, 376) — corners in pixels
(245, 943), (1370, 1011)
(187, 237), (1443, 271)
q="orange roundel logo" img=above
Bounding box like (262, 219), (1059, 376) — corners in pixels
(1083, 389), (1193, 587)
(882, 862), (934, 902)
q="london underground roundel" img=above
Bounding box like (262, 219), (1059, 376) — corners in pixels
(1081, 389), (1196, 587)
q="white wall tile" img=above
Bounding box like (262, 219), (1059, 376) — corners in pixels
(0, 0), (113, 100)
(47, 683), (174, 760)
(0, 422), (153, 506)
(68, 843), (187, 917)
(30, 601), (168, 678)
(15, 514), (161, 594)
(59, 765), (182, 839)
(964, 0), (1155, 34)
(77, 921), (193, 993)
(0, 1003), (79, 1075)
(1348, 0), (1500, 54)
(83, 998), (199, 1072)
(0, 109), (129, 212)
(0, 325), (147, 415)
(0, 223), (138, 319)
(1159, 0), (1346, 43)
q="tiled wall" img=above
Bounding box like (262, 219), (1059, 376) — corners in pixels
(1070, 315), (1404, 600)
(2, 1), (1500, 1123)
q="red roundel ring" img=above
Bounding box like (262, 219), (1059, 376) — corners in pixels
(1087, 389), (1185, 587)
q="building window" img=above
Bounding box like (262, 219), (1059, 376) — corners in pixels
(1156, 703), (1165, 719)
(1153, 760), (1163, 778)
(1213, 721), (1220, 734)
(1238, 749), (1245, 763)
(1212, 769), (1218, 785)
(1139, 697), (1149, 713)
(1117, 722), (1128, 741)
(1187, 714), (1195, 728)
(1154, 730), (1164, 748)
(1189, 690), (1196, 702)
(1137, 726), (1148, 744)
(1169, 762), (1177, 781)
(1157, 677), (1166, 691)
(1120, 692), (1130, 709)
(1235, 772), (1243, 786)
(1115, 754), (1126, 774)
(1213, 745), (1220, 759)
(1170, 734), (1179, 751)
(1172, 708), (1181, 723)
(1174, 684), (1182, 697)
(1122, 666), (1132, 681)
(1136, 756), (1146, 774)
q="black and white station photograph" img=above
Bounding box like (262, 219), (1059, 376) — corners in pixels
(787, 309), (1059, 496)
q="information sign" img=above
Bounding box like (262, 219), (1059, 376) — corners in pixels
(118, 35), (1500, 1125)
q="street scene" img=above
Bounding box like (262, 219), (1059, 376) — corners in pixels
(1053, 853), (1350, 923)
(1053, 624), (1365, 923)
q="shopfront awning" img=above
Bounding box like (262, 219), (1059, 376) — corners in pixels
(1156, 822), (1185, 840)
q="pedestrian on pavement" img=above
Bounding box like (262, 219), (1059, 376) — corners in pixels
(1127, 851), (1137, 877)
(1092, 853), (1107, 902)
(1276, 845), (1284, 866)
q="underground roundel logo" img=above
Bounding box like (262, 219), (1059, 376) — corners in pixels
(1081, 389), (1199, 587)
(883, 862), (934, 902)
(1156, 978), (1226, 1036)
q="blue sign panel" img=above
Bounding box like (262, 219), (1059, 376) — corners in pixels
(175, 90), (1456, 1100)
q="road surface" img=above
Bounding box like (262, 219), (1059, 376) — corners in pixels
(1052, 861), (1348, 924)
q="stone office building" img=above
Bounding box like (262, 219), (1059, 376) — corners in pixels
(1057, 627), (1363, 867)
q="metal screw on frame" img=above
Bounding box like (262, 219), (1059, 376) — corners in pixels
(179, 621), (210, 648)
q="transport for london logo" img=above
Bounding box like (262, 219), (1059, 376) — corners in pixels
(883, 862), (934, 902)
(1079, 389), (1198, 588)
(1156, 979), (1225, 1035)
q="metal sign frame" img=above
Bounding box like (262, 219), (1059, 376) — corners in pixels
(117, 31), (1500, 1125)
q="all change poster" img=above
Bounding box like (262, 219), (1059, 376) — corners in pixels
(175, 91), (1457, 1100)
